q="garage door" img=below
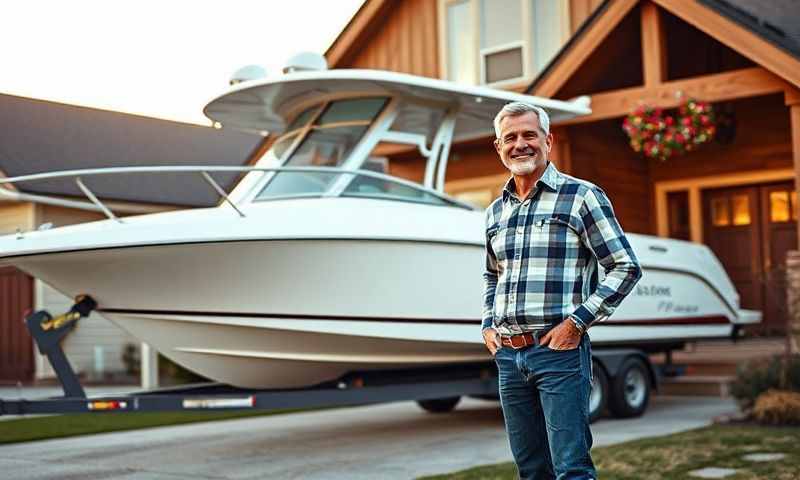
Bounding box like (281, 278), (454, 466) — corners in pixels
(0, 266), (34, 382)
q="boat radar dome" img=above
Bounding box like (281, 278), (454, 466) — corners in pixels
(282, 52), (328, 74)
(229, 65), (267, 86)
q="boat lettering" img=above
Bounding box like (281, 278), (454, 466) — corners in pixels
(657, 301), (699, 314)
(634, 284), (671, 297)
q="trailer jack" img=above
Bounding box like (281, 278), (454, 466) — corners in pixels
(25, 295), (97, 398)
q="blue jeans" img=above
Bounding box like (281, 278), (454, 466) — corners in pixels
(494, 334), (596, 480)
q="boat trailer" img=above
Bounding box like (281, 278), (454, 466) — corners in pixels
(1, 297), (499, 416)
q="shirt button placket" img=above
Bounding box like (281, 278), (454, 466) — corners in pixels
(510, 200), (528, 330)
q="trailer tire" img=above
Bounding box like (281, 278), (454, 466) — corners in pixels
(417, 396), (461, 413)
(589, 359), (608, 423)
(609, 357), (650, 418)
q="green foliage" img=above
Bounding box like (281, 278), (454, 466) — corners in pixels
(0, 409), (303, 445)
(730, 354), (800, 409)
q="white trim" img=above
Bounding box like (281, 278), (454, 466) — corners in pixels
(480, 41), (527, 85)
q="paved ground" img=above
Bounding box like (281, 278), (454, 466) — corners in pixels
(0, 394), (736, 479)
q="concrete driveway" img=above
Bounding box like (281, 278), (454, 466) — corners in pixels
(0, 395), (736, 479)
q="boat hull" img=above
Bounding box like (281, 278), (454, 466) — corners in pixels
(11, 237), (747, 388)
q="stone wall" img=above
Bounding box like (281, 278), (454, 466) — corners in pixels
(785, 250), (800, 353)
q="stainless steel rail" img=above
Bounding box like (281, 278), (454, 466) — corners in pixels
(0, 165), (475, 222)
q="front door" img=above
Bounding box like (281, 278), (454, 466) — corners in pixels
(703, 182), (798, 332)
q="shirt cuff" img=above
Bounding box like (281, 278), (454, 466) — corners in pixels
(569, 307), (593, 331)
(481, 317), (494, 330)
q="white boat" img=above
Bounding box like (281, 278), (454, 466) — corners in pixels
(0, 68), (759, 389)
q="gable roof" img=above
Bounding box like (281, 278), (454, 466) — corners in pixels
(0, 93), (264, 208)
(702, 0), (800, 58)
(527, 0), (800, 97)
(325, 0), (386, 67)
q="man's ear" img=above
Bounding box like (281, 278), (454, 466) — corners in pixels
(545, 132), (554, 154)
(493, 138), (502, 155)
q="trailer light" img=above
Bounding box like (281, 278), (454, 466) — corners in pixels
(88, 400), (127, 411)
(182, 396), (255, 409)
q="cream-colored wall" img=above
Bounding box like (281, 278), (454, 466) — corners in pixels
(0, 203), (35, 234)
(35, 204), (106, 228)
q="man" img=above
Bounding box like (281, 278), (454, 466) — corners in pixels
(482, 102), (642, 480)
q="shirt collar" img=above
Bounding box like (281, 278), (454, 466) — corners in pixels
(501, 161), (561, 202)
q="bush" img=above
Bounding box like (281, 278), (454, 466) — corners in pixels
(752, 389), (800, 425)
(730, 354), (800, 409)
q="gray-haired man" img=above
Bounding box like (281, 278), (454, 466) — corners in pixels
(482, 102), (641, 479)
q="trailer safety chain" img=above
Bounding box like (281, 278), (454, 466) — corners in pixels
(25, 295), (98, 398)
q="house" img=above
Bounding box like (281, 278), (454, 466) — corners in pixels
(0, 93), (264, 383)
(324, 0), (800, 334)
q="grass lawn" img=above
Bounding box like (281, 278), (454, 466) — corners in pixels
(0, 409), (305, 445)
(418, 424), (800, 480)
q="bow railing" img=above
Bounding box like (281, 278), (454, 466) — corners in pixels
(0, 165), (475, 223)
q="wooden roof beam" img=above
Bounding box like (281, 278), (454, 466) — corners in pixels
(533, 0), (639, 98)
(556, 66), (791, 126)
(325, 0), (391, 68)
(640, 1), (666, 86)
(653, 0), (800, 88)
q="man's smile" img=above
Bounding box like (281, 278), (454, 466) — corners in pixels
(510, 152), (536, 161)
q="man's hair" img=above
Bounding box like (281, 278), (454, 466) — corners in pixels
(493, 102), (550, 138)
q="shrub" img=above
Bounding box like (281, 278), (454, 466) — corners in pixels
(730, 354), (800, 409)
(752, 389), (800, 425)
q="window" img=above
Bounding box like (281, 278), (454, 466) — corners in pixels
(667, 191), (690, 240)
(342, 176), (449, 206)
(770, 191), (790, 222)
(711, 197), (730, 227)
(441, 0), (569, 85)
(731, 194), (750, 225)
(480, 0), (523, 83)
(257, 97), (387, 199)
(447, 1), (477, 85)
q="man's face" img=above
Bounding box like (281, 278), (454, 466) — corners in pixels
(494, 112), (553, 176)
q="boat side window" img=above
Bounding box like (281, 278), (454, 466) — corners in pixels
(342, 175), (448, 206)
(256, 98), (388, 200)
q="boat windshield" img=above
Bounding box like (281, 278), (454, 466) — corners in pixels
(259, 97), (388, 198)
(252, 95), (471, 209)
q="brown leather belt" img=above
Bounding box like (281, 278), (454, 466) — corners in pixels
(500, 332), (538, 349)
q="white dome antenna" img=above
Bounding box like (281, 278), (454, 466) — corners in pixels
(282, 52), (328, 74)
(229, 65), (267, 86)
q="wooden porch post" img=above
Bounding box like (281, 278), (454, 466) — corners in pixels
(640, 0), (667, 87)
(787, 89), (800, 242)
(784, 88), (800, 352)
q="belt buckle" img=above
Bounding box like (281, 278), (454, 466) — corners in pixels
(509, 334), (528, 349)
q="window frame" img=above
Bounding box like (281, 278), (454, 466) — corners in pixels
(438, 0), (570, 87)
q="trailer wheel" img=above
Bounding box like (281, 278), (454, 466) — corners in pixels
(417, 396), (461, 413)
(609, 357), (650, 418)
(589, 359), (608, 423)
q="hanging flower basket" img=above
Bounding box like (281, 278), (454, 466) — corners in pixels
(622, 98), (716, 161)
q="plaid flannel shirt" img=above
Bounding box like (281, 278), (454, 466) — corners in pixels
(482, 162), (642, 335)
